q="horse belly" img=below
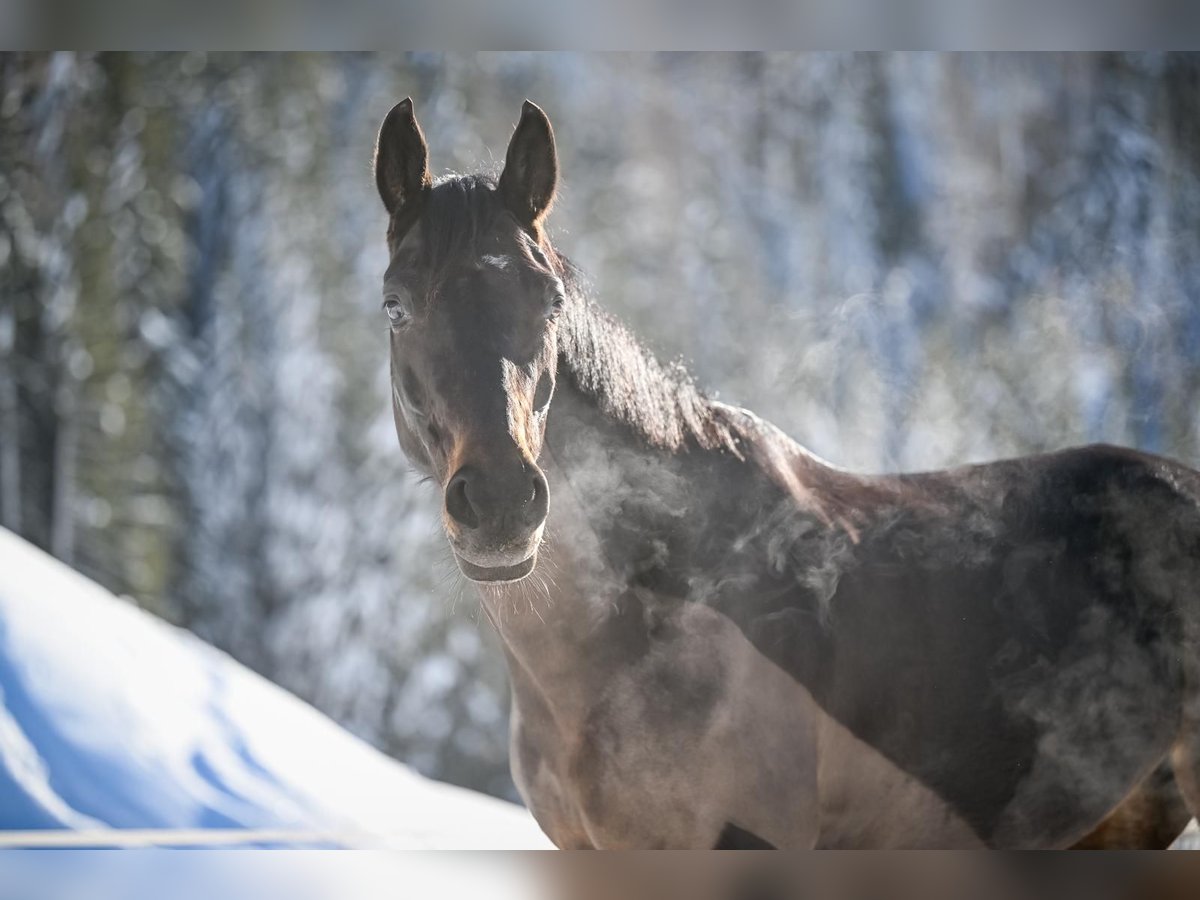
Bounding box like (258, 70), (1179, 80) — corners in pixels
(817, 558), (1182, 847)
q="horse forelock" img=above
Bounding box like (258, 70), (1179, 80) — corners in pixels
(407, 173), (503, 270)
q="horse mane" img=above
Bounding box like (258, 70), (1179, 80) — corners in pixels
(555, 276), (742, 455)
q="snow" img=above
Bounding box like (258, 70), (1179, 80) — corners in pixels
(0, 527), (550, 850)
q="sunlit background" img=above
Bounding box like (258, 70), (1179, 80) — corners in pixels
(2, 51), (1199, 800)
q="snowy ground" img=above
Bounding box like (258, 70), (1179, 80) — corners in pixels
(0, 528), (549, 852)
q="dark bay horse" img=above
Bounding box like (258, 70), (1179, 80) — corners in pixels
(373, 98), (1200, 848)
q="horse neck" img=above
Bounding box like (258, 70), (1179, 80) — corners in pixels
(477, 366), (793, 730)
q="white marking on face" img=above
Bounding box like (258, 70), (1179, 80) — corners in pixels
(481, 254), (514, 271)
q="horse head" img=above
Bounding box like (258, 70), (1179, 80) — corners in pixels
(374, 98), (565, 583)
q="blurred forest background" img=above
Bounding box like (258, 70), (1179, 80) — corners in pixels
(2, 52), (1200, 799)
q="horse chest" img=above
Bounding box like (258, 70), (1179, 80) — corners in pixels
(510, 600), (824, 848)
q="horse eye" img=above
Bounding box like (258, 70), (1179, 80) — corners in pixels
(548, 293), (566, 318)
(383, 295), (410, 330)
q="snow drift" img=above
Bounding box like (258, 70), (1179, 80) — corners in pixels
(0, 528), (549, 849)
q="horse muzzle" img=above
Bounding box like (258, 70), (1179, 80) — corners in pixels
(443, 460), (548, 583)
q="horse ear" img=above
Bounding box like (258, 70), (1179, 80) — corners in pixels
(499, 100), (559, 231)
(374, 97), (432, 217)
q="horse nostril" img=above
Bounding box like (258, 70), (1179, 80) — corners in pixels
(445, 470), (481, 530)
(527, 471), (549, 526)
(532, 371), (553, 413)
